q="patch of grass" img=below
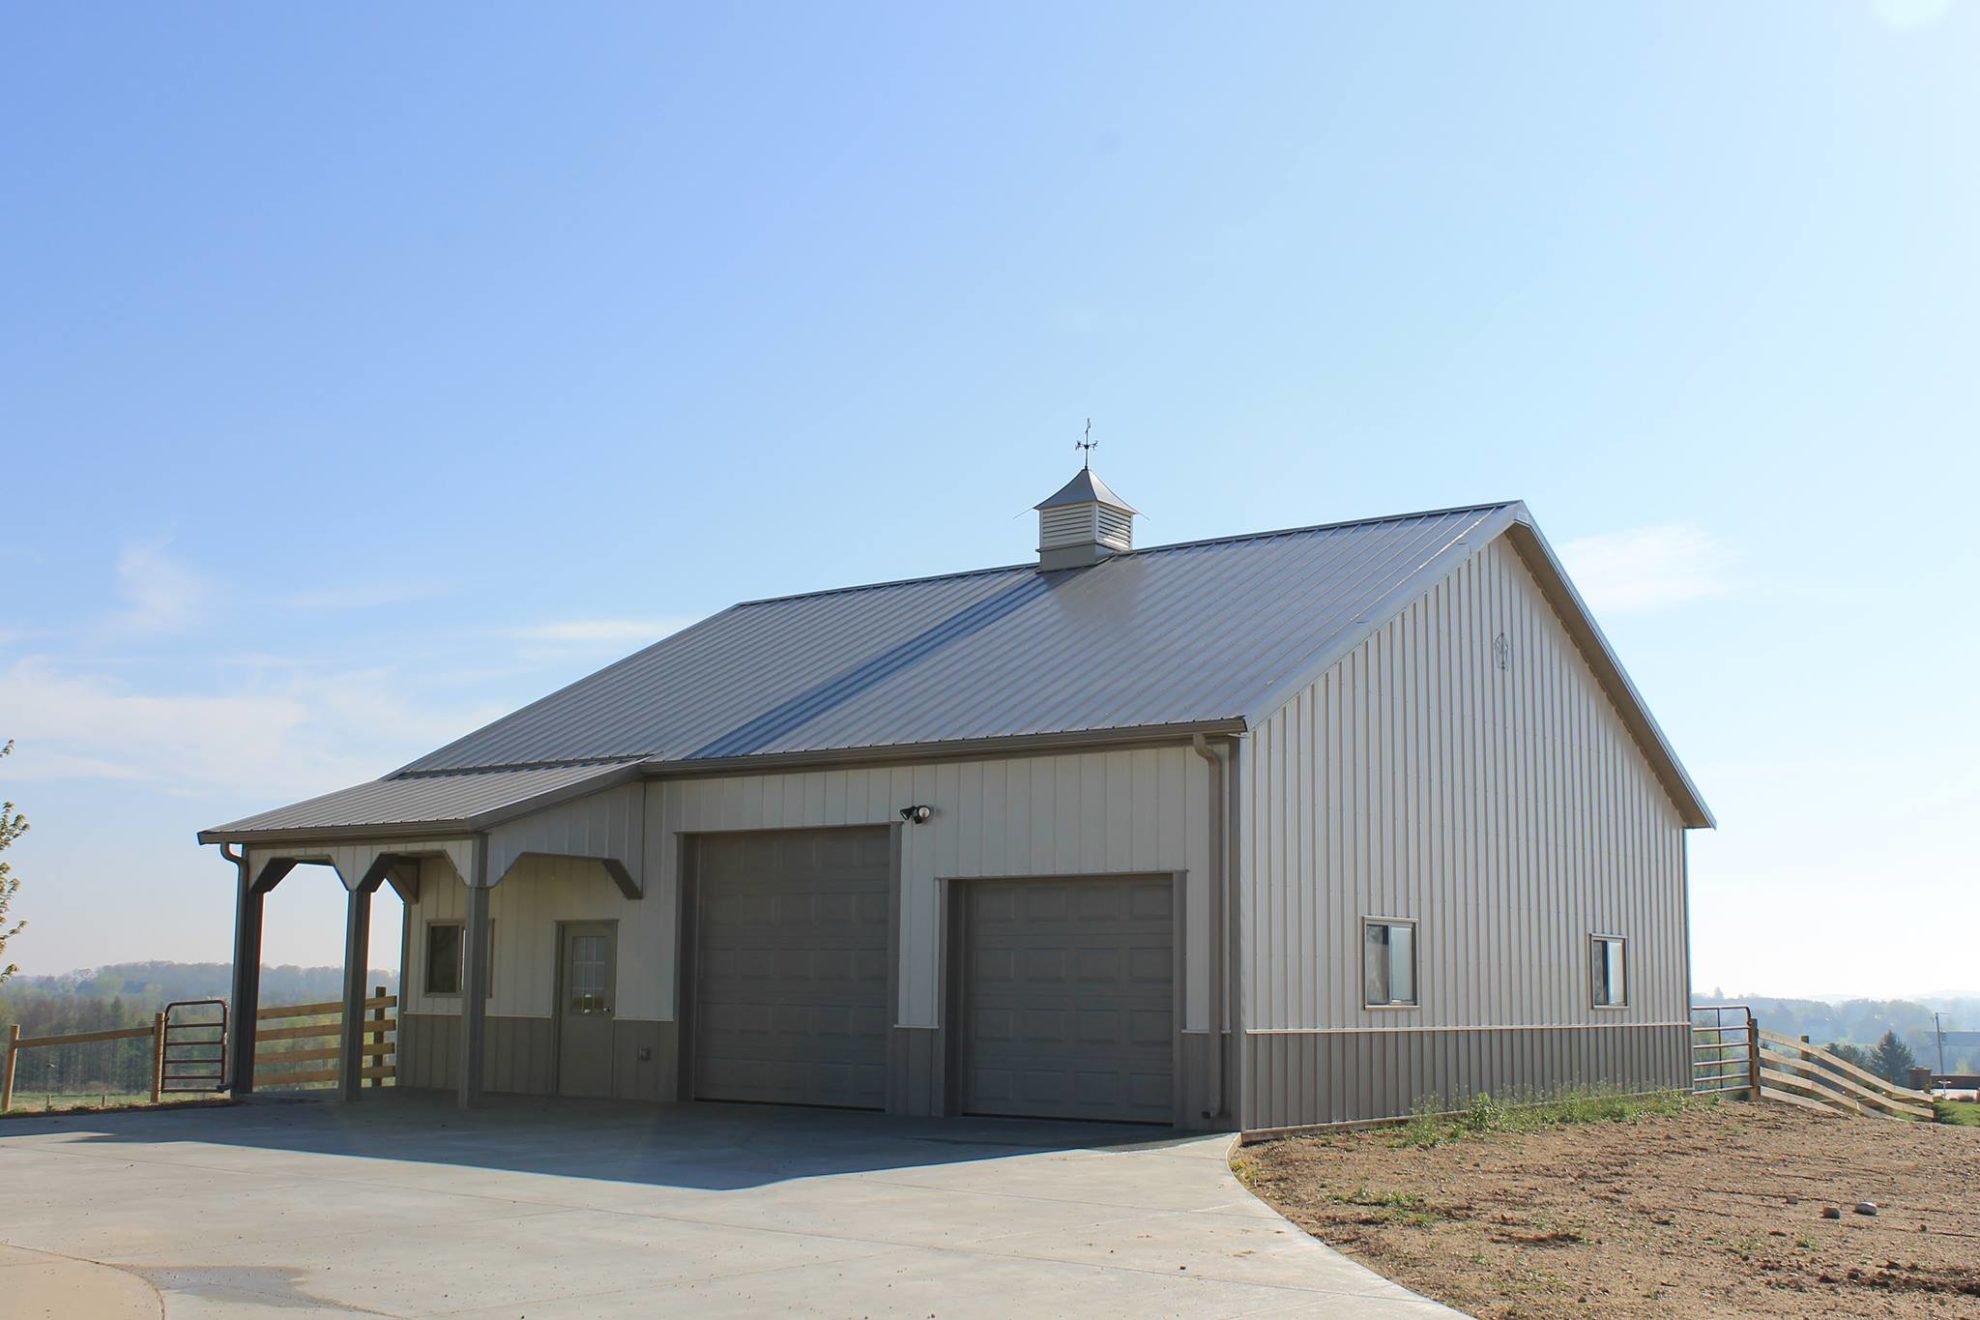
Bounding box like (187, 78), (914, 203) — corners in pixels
(0, 1093), (232, 1120)
(1335, 1184), (1452, 1228)
(1393, 1086), (1693, 1147)
(1934, 1099), (1980, 1127)
(1342, 1184), (1427, 1210)
(3, 1091), (151, 1113)
(1402, 1096), (1459, 1148)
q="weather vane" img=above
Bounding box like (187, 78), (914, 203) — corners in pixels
(1076, 417), (1097, 469)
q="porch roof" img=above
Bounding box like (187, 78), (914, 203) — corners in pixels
(197, 760), (640, 845)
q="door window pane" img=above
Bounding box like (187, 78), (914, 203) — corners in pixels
(569, 934), (608, 1013)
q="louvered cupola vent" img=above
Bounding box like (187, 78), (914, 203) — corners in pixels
(1035, 468), (1138, 571)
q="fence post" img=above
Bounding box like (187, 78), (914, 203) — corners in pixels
(3, 1023), (18, 1112)
(151, 1012), (167, 1105)
(369, 985), (385, 1089)
(1747, 1016), (1762, 1099)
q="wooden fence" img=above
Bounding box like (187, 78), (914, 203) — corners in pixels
(254, 989), (397, 1089)
(1690, 1005), (1933, 1121)
(1755, 1030), (1934, 1121)
(3, 1014), (169, 1111)
(2, 990), (396, 1110)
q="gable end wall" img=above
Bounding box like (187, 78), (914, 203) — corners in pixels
(1239, 536), (1691, 1131)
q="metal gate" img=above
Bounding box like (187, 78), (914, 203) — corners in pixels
(160, 999), (229, 1094)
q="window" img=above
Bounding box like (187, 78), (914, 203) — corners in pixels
(1363, 918), (1417, 1007)
(424, 922), (492, 996)
(1591, 935), (1627, 1007)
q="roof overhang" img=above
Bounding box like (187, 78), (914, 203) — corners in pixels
(197, 720), (1248, 848)
(196, 760), (644, 847)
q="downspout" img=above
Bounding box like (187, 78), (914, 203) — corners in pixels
(1226, 734), (1246, 1133)
(220, 842), (254, 1094)
(1190, 734), (1229, 1124)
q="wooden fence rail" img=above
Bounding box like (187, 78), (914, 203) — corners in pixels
(252, 989), (397, 1091)
(2, 1018), (163, 1111)
(1689, 1006), (1934, 1123)
(3, 990), (398, 1110)
(1755, 1030), (1934, 1121)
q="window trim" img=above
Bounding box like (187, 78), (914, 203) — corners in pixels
(1590, 932), (1628, 1009)
(423, 919), (494, 999)
(1361, 916), (1420, 1009)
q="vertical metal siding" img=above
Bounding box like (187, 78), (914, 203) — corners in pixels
(397, 748), (1212, 1041)
(652, 747), (1210, 1029)
(485, 783), (645, 887)
(1241, 539), (1690, 1127)
(1243, 1026), (1691, 1133)
(400, 851), (666, 1020)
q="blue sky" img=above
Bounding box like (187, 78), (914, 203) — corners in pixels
(2, 3), (1974, 998)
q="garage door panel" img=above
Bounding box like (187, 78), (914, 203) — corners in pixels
(1077, 1008), (1122, 1042)
(694, 828), (890, 1110)
(962, 876), (1173, 1124)
(1075, 948), (1120, 980)
(1128, 946), (1169, 982)
(1019, 949), (1067, 981)
(1022, 887), (1069, 921)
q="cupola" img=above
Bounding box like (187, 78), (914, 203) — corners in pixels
(1035, 467), (1137, 570)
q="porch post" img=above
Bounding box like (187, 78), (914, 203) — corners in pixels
(459, 838), (490, 1110)
(338, 880), (375, 1102)
(225, 846), (262, 1095)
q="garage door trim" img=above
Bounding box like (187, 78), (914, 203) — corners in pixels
(675, 823), (902, 1107)
(941, 871), (1184, 1127)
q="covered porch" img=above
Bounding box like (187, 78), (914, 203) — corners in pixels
(200, 761), (648, 1109)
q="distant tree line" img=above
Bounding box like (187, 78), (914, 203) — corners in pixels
(8, 961), (396, 1007)
(1, 962), (397, 1099)
(1694, 993), (1978, 1080)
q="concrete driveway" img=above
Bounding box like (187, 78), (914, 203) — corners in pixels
(0, 1094), (1459, 1318)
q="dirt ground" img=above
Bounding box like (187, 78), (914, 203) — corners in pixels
(1239, 1102), (1980, 1319)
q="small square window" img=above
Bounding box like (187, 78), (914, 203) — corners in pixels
(1591, 935), (1627, 1007)
(424, 922), (492, 997)
(1364, 919), (1418, 1007)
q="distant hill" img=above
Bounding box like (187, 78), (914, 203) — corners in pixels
(5, 961), (397, 1008)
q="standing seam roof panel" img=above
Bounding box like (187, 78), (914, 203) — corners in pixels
(397, 506), (1514, 772)
(779, 510), (1498, 751)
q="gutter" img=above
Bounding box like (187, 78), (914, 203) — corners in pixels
(202, 719), (1248, 848)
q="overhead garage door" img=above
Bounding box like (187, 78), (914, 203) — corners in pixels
(961, 875), (1173, 1123)
(693, 828), (891, 1109)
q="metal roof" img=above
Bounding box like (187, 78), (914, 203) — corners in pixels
(198, 761), (639, 844)
(1035, 468), (1137, 512)
(400, 503), (1513, 772)
(203, 498), (1714, 842)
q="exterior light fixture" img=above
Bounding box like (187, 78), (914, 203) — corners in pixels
(899, 805), (933, 825)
